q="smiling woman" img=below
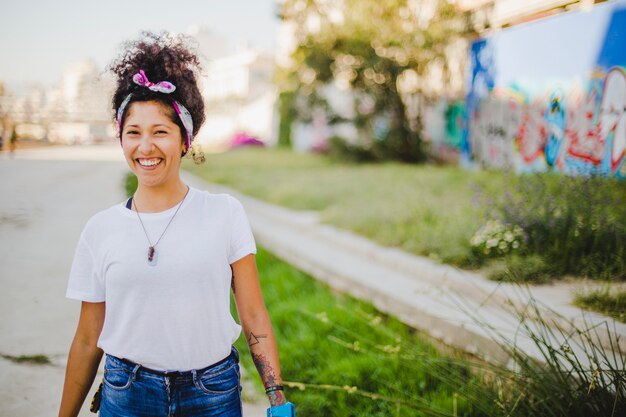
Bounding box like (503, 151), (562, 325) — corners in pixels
(57, 32), (294, 417)
(122, 102), (187, 190)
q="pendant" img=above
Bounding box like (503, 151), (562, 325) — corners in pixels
(147, 246), (157, 266)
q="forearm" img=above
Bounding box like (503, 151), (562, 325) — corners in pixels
(242, 312), (287, 406)
(58, 338), (103, 417)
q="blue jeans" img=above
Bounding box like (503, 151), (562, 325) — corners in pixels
(100, 347), (242, 417)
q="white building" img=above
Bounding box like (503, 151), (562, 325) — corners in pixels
(4, 58), (115, 144)
(192, 26), (277, 151)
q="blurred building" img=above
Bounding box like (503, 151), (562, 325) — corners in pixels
(193, 25), (277, 151)
(199, 48), (277, 151)
(458, 0), (598, 29)
(3, 59), (115, 144)
(2, 26), (278, 150)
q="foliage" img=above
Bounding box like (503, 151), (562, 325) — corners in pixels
(328, 135), (380, 162)
(235, 246), (626, 416)
(184, 148), (626, 281)
(482, 173), (626, 281)
(458, 290), (626, 417)
(235, 246), (492, 417)
(278, 90), (297, 147)
(278, 0), (473, 162)
(2, 354), (51, 365)
(470, 219), (526, 258)
(486, 254), (552, 284)
(184, 148), (495, 268)
(575, 288), (626, 322)
(125, 172), (138, 197)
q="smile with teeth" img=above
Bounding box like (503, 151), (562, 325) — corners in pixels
(137, 158), (163, 167)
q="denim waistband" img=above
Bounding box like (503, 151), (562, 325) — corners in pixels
(105, 347), (239, 379)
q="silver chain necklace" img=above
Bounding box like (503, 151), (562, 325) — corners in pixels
(133, 186), (190, 265)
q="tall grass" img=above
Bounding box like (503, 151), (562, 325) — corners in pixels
(234, 247), (626, 416)
(234, 247), (494, 417)
(575, 289), (626, 322)
(480, 173), (626, 281)
(450, 285), (626, 416)
(184, 148), (625, 282)
(183, 148), (502, 267)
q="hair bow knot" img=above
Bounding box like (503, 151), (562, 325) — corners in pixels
(117, 69), (193, 155)
(132, 69), (176, 94)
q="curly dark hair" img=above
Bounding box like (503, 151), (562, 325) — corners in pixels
(109, 31), (206, 162)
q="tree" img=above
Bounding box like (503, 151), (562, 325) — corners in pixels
(278, 0), (473, 162)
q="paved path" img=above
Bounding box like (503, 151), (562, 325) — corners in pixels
(0, 146), (265, 417)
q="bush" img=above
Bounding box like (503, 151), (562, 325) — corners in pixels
(486, 254), (552, 283)
(477, 173), (626, 281)
(470, 219), (526, 258)
(575, 288), (626, 322)
(125, 172), (138, 197)
(278, 91), (297, 148)
(327, 136), (379, 163)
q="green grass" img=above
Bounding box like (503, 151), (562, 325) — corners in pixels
(184, 148), (503, 267)
(233, 246), (495, 417)
(121, 170), (625, 415)
(574, 289), (626, 322)
(233, 246), (626, 417)
(183, 148), (626, 283)
(2, 354), (51, 365)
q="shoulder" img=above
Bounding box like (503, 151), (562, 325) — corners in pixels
(80, 202), (126, 240)
(190, 187), (245, 213)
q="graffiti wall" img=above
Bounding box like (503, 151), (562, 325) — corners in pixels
(463, 0), (626, 178)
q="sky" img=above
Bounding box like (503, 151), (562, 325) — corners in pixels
(0, 0), (280, 89)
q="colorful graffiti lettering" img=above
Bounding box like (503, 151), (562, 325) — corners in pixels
(602, 68), (626, 172)
(462, 4), (626, 178)
(466, 66), (626, 178)
(470, 95), (522, 169)
(517, 99), (548, 168)
(545, 90), (566, 167)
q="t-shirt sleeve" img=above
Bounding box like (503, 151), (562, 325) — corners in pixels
(66, 235), (105, 302)
(227, 195), (257, 264)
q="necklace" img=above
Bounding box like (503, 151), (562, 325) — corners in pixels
(133, 186), (190, 265)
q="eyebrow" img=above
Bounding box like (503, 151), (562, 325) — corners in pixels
(125, 124), (171, 128)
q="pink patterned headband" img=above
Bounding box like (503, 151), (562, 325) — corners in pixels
(117, 70), (194, 155)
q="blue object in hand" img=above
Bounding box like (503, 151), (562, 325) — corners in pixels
(267, 402), (296, 417)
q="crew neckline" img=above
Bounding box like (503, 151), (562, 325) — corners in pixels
(116, 186), (198, 219)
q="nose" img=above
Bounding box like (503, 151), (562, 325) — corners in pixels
(137, 134), (155, 154)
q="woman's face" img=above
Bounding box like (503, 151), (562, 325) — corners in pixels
(121, 101), (185, 190)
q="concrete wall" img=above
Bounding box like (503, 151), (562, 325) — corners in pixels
(462, 0), (626, 178)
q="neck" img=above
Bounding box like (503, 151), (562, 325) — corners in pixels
(133, 181), (189, 213)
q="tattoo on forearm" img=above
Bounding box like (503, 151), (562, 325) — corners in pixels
(268, 389), (287, 406)
(252, 352), (279, 388)
(248, 332), (267, 346)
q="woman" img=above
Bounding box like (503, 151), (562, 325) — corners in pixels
(58, 32), (295, 417)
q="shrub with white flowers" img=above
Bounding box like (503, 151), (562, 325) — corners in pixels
(470, 219), (526, 257)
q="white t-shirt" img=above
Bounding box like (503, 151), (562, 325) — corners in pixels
(66, 187), (256, 371)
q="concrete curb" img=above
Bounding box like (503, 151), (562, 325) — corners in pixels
(181, 172), (626, 367)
